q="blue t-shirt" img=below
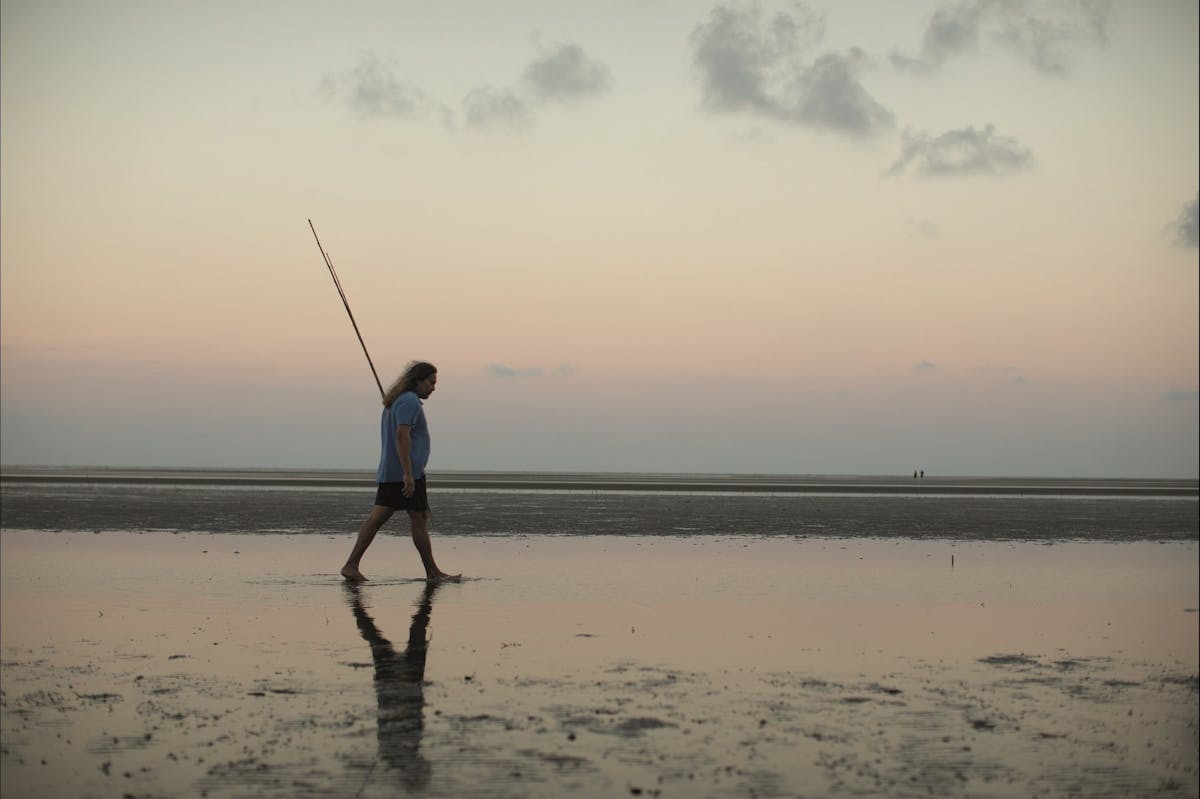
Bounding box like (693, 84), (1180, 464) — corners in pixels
(376, 391), (431, 483)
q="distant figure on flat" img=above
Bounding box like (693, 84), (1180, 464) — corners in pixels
(342, 361), (459, 582)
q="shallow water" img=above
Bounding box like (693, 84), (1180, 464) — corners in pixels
(1, 532), (1197, 798)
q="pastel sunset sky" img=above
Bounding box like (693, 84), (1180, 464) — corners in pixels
(2, 0), (1196, 477)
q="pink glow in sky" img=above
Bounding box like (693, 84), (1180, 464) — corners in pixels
(2, 1), (1196, 476)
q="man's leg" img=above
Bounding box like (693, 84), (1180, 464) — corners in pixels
(341, 505), (394, 581)
(408, 510), (458, 580)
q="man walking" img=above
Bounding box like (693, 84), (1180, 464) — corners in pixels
(341, 361), (458, 582)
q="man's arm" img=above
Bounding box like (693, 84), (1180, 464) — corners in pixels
(395, 424), (415, 495)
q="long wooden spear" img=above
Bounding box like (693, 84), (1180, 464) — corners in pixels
(308, 219), (385, 400)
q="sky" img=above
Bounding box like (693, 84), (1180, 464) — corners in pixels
(1, 0), (1197, 478)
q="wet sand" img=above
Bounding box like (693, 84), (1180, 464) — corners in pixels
(3, 467), (1196, 496)
(2, 530), (1197, 798)
(2, 481), (1197, 541)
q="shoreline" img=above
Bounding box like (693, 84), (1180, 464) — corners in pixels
(2, 466), (1196, 497)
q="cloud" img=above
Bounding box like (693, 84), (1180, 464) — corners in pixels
(523, 41), (612, 102)
(1165, 193), (1198, 249)
(907, 218), (941, 238)
(487, 364), (575, 379)
(890, 2), (984, 74)
(991, 0), (1112, 76)
(690, 1), (826, 116)
(466, 40), (610, 131)
(463, 86), (534, 131)
(887, 125), (1034, 178)
(1163, 388), (1200, 403)
(790, 50), (895, 135)
(892, 0), (1112, 77)
(323, 41), (611, 132)
(320, 52), (443, 120)
(690, 1), (893, 137)
(914, 360), (938, 370)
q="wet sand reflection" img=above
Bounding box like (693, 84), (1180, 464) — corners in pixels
(345, 581), (441, 790)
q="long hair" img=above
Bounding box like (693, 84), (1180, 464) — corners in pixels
(383, 361), (437, 408)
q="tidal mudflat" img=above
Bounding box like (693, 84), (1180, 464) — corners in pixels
(2, 530), (1196, 798)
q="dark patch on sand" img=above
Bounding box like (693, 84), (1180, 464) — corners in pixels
(5, 646), (1195, 799)
(979, 653), (1042, 667)
(3, 482), (1196, 540)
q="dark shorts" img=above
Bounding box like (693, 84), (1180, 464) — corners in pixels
(374, 478), (429, 512)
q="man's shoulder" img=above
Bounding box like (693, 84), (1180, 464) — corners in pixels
(392, 391), (423, 416)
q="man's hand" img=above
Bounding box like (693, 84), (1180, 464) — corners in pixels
(402, 476), (416, 498)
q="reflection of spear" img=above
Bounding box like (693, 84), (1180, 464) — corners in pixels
(308, 219), (385, 400)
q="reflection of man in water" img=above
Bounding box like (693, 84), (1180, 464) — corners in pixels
(345, 582), (441, 789)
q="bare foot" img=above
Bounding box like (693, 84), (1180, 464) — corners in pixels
(426, 571), (461, 582)
(341, 566), (367, 582)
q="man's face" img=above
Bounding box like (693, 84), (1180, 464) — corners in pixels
(416, 373), (437, 399)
